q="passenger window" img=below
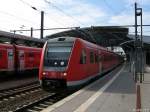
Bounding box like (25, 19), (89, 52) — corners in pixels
(103, 55), (106, 61)
(8, 52), (13, 57)
(105, 54), (108, 61)
(99, 56), (101, 62)
(0, 52), (2, 58)
(90, 52), (94, 63)
(20, 53), (24, 58)
(80, 49), (86, 64)
(28, 52), (34, 57)
(95, 54), (98, 63)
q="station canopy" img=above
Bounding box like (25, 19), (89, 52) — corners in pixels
(46, 26), (150, 51)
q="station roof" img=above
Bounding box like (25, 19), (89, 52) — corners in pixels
(46, 26), (150, 52)
(0, 30), (45, 47)
(46, 26), (129, 46)
(127, 35), (150, 51)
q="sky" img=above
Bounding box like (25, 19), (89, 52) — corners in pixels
(0, 0), (150, 38)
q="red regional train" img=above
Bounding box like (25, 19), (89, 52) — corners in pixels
(39, 37), (123, 90)
(0, 43), (42, 74)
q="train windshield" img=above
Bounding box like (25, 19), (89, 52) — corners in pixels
(44, 43), (73, 70)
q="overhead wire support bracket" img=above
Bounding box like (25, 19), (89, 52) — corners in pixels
(10, 27), (80, 32)
(134, 2), (144, 83)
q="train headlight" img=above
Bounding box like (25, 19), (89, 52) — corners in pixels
(63, 73), (67, 76)
(43, 72), (46, 75)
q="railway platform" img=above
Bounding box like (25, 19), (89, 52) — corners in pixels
(141, 66), (150, 111)
(41, 63), (150, 112)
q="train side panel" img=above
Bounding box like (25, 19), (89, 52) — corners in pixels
(0, 43), (42, 74)
(0, 44), (14, 72)
(66, 39), (101, 86)
(16, 45), (42, 71)
(66, 39), (87, 81)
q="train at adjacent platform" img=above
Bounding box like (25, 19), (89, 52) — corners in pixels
(0, 43), (42, 74)
(39, 37), (123, 90)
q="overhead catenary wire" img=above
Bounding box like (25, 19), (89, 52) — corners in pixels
(6, 0), (150, 36)
(0, 0), (51, 33)
(0, 10), (40, 26)
(19, 0), (51, 28)
(10, 23), (150, 33)
(19, 0), (39, 11)
(44, 12), (72, 28)
(19, 0), (74, 28)
(20, 0), (84, 28)
(13, 0), (146, 33)
(11, 26), (80, 32)
(103, 0), (134, 15)
(43, 0), (85, 26)
(10, 28), (149, 35)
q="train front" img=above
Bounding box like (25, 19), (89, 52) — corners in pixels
(39, 37), (74, 91)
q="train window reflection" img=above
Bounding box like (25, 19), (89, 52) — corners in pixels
(95, 54), (98, 63)
(44, 46), (72, 67)
(47, 46), (71, 59)
(80, 49), (86, 64)
(90, 51), (94, 63)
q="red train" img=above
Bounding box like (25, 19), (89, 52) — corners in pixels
(0, 43), (42, 74)
(39, 37), (123, 90)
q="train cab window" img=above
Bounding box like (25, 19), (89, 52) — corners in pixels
(80, 49), (86, 64)
(90, 52), (94, 63)
(44, 44), (73, 68)
(46, 46), (71, 60)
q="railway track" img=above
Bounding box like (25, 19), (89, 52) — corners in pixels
(13, 91), (72, 112)
(0, 81), (41, 102)
(0, 80), (74, 112)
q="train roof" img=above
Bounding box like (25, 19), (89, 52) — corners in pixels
(47, 36), (111, 52)
(0, 30), (45, 47)
(15, 45), (42, 50)
(0, 43), (13, 47)
(47, 36), (76, 43)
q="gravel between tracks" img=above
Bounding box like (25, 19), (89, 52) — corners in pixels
(0, 76), (38, 90)
(0, 89), (50, 112)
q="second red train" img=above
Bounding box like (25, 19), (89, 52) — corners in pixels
(0, 43), (42, 74)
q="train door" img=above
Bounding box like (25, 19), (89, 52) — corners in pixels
(7, 49), (14, 71)
(0, 49), (7, 69)
(99, 51), (102, 73)
(99, 58), (102, 73)
(19, 50), (25, 70)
